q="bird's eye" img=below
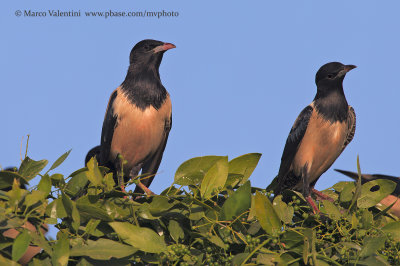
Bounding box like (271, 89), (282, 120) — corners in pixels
(144, 45), (151, 51)
(327, 74), (334, 79)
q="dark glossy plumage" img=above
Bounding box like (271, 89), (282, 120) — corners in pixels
(99, 39), (175, 194)
(85, 146), (100, 165)
(267, 62), (356, 210)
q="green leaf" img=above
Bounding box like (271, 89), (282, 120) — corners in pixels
(220, 181), (251, 220)
(104, 172), (115, 191)
(228, 153), (261, 185)
(339, 182), (355, 203)
(224, 173), (244, 188)
(332, 181), (354, 192)
(75, 258), (93, 266)
(359, 236), (385, 258)
(62, 192), (80, 231)
(50, 173), (64, 186)
(231, 253), (249, 265)
(65, 169), (89, 197)
(24, 190), (46, 208)
(360, 210), (373, 229)
(174, 156), (225, 185)
(137, 204), (159, 220)
(148, 196), (174, 216)
(0, 171), (28, 189)
(348, 156), (362, 212)
(321, 200), (342, 220)
(86, 157), (103, 187)
(205, 234), (226, 249)
(52, 232), (70, 266)
(257, 253), (281, 265)
(18, 156), (48, 181)
(12, 229), (31, 262)
(109, 222), (167, 253)
(76, 203), (113, 222)
(49, 150), (71, 171)
(254, 191), (281, 235)
(70, 239), (137, 260)
(45, 198), (67, 219)
(0, 254), (20, 266)
(189, 205), (205, 220)
(314, 259), (331, 266)
(200, 157), (228, 199)
(32, 258), (52, 266)
(279, 252), (298, 266)
(357, 179), (396, 208)
(6, 179), (26, 206)
(168, 220), (184, 243)
(38, 174), (51, 196)
(84, 219), (101, 236)
(247, 195), (256, 221)
(303, 228), (317, 266)
(341, 242), (362, 251)
(381, 221), (400, 241)
(272, 195), (294, 224)
(351, 213), (359, 229)
(360, 255), (391, 266)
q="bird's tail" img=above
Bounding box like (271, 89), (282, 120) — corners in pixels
(85, 146), (101, 165)
(335, 169), (400, 196)
(334, 169), (361, 181)
(266, 175), (280, 195)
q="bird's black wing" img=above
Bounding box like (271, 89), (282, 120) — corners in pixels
(335, 169), (400, 196)
(135, 114), (172, 192)
(342, 106), (356, 152)
(267, 105), (313, 192)
(99, 89), (118, 165)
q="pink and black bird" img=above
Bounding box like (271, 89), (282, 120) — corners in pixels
(96, 39), (175, 195)
(267, 62), (357, 213)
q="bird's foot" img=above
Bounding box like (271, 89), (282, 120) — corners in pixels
(137, 182), (155, 197)
(306, 195), (320, 214)
(312, 188), (334, 202)
(120, 185), (129, 199)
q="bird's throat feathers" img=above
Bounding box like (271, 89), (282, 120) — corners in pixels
(313, 88), (348, 123)
(121, 67), (167, 111)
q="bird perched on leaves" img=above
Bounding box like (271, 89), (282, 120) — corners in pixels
(267, 62), (357, 213)
(98, 39), (175, 195)
(335, 169), (400, 218)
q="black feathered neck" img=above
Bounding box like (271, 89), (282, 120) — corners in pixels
(314, 82), (348, 123)
(120, 64), (167, 110)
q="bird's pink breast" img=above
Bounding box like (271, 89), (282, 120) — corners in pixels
(110, 89), (171, 172)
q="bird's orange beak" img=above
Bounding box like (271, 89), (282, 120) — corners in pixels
(153, 43), (176, 53)
(162, 43), (176, 51)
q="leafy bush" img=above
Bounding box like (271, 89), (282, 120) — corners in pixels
(0, 152), (399, 265)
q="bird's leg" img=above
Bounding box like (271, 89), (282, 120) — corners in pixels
(302, 165), (319, 214)
(312, 188), (334, 202)
(115, 154), (126, 193)
(136, 182), (155, 197)
(129, 165), (154, 198)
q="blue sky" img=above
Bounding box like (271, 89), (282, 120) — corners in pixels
(1, 0), (399, 197)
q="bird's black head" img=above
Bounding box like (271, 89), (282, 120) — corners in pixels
(128, 39), (176, 70)
(314, 62), (356, 122)
(315, 62), (356, 88)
